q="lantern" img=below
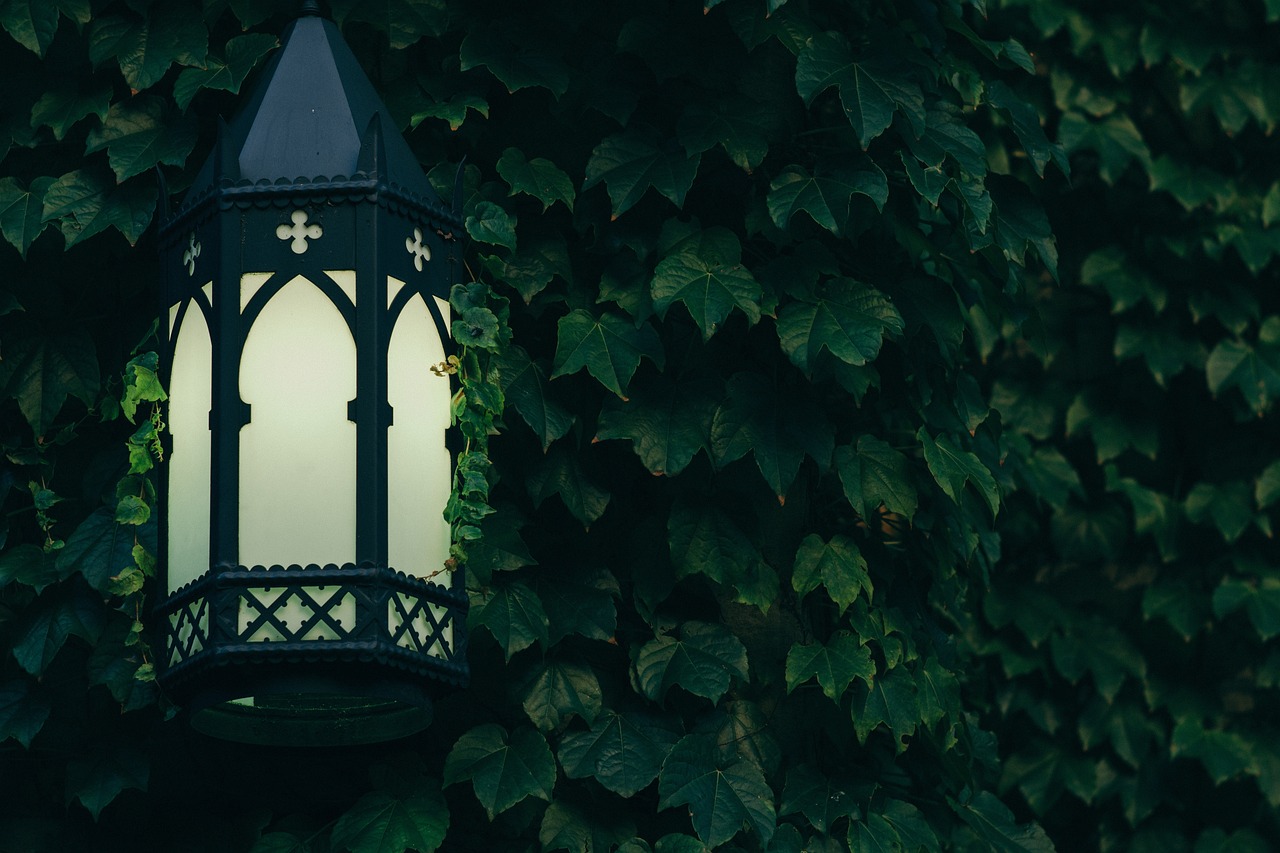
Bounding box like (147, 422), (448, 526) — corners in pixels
(152, 1), (468, 745)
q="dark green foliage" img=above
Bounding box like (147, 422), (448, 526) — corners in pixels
(0, 0), (1275, 850)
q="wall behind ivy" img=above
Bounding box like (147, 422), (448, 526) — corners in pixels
(0, 0), (1274, 851)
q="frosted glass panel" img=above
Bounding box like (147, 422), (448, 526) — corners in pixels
(167, 300), (212, 592)
(239, 275), (356, 568)
(387, 288), (451, 581)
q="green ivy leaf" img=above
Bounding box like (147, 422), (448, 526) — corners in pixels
(986, 81), (1068, 178)
(469, 579), (548, 660)
(948, 791), (1054, 853)
(526, 444), (611, 528)
(851, 667), (919, 751)
(667, 496), (776, 611)
(835, 436), (918, 522)
(330, 782), (449, 853)
(651, 228), (763, 339)
(56, 508), (140, 594)
(465, 201), (517, 251)
(12, 587), (106, 676)
(65, 744), (149, 821)
(776, 278), (902, 374)
(711, 372), (835, 501)
(0, 176), (52, 258)
(459, 26), (569, 96)
(1213, 577), (1280, 641)
(88, 8), (208, 92)
(466, 513), (536, 585)
(538, 569), (618, 644)
(1256, 459), (1280, 510)
(410, 92), (489, 131)
(1206, 334), (1280, 415)
(597, 371), (720, 477)
(172, 33), (278, 110)
(676, 98), (773, 172)
(767, 161), (888, 235)
(497, 148), (575, 211)
(1170, 719), (1253, 785)
(41, 167), (155, 247)
(584, 127), (701, 218)
(779, 764), (859, 835)
(791, 534), (872, 614)
(991, 180), (1058, 279)
(550, 309), (664, 398)
(0, 0), (59, 56)
(29, 84), (111, 142)
(1184, 481), (1254, 544)
(443, 724), (556, 819)
(0, 544), (61, 593)
(0, 680), (50, 748)
(559, 711), (683, 798)
(657, 734), (776, 848)
(636, 621), (749, 705)
(496, 345), (573, 450)
(0, 332), (100, 437)
(795, 32), (923, 148)
(539, 801), (635, 853)
(520, 658), (602, 731)
(918, 428), (999, 518)
(785, 631), (874, 702)
(333, 0), (447, 49)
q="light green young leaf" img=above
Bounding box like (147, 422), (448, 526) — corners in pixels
(443, 724), (555, 819)
(497, 148), (575, 211)
(785, 631), (874, 702)
(550, 309), (664, 398)
(636, 621), (748, 705)
(658, 735), (776, 849)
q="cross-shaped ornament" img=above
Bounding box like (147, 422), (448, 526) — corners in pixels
(276, 210), (323, 254)
(405, 227), (431, 271)
(183, 232), (201, 276)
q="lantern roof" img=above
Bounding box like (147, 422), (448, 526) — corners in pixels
(169, 3), (456, 231)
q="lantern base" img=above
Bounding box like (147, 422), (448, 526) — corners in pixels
(190, 692), (432, 746)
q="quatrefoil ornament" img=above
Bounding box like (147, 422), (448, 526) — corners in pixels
(182, 232), (201, 276)
(405, 227), (431, 272)
(277, 210), (323, 254)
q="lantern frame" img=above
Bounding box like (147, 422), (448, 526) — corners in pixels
(151, 6), (469, 745)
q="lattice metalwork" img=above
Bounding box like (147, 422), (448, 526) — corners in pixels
(237, 585), (358, 643)
(166, 596), (209, 667)
(389, 591), (454, 659)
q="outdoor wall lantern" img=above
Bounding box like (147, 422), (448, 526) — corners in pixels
(152, 1), (468, 745)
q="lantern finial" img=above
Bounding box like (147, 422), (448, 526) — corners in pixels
(299, 0), (325, 17)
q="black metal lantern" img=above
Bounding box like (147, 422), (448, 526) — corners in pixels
(153, 3), (467, 745)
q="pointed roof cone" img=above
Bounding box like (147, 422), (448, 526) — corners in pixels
(176, 4), (447, 222)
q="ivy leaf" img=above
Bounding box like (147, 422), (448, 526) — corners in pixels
(1257, 459), (1280, 510)
(539, 801), (635, 853)
(497, 148), (575, 211)
(29, 84), (111, 142)
(520, 658), (602, 731)
(559, 711), (683, 798)
(0, 332), (100, 437)
(330, 781), (448, 853)
(66, 744), (149, 821)
(464, 512), (535, 586)
(651, 228), (763, 339)
(442, 724), (556, 819)
(89, 8), (208, 92)
(948, 791), (1055, 853)
(835, 437), (918, 522)
(465, 201), (517, 251)
(410, 92), (489, 131)
(785, 631), (875, 702)
(795, 32), (923, 147)
(469, 579), (548, 660)
(12, 587), (106, 676)
(551, 309), (664, 398)
(776, 278), (902, 374)
(711, 372), (835, 501)
(56, 507), (140, 594)
(918, 428), (999, 518)
(851, 667), (919, 751)
(484, 237), (571, 304)
(597, 371), (720, 477)
(779, 764), (860, 835)
(0, 0), (59, 56)
(767, 161), (888, 235)
(1207, 333), (1280, 415)
(497, 345), (573, 450)
(538, 569), (618, 644)
(0, 176), (53, 258)
(636, 621), (749, 705)
(667, 496), (776, 611)
(42, 167), (155, 247)
(987, 81), (1068, 178)
(657, 734), (776, 849)
(1213, 577), (1280, 641)
(172, 33), (278, 110)
(1184, 481), (1254, 544)
(991, 180), (1058, 279)
(0, 544), (60, 593)
(584, 127), (701, 218)
(676, 98), (772, 172)
(459, 26), (569, 96)
(334, 0), (447, 49)
(526, 444), (611, 528)
(0, 680), (50, 748)
(791, 534), (873, 614)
